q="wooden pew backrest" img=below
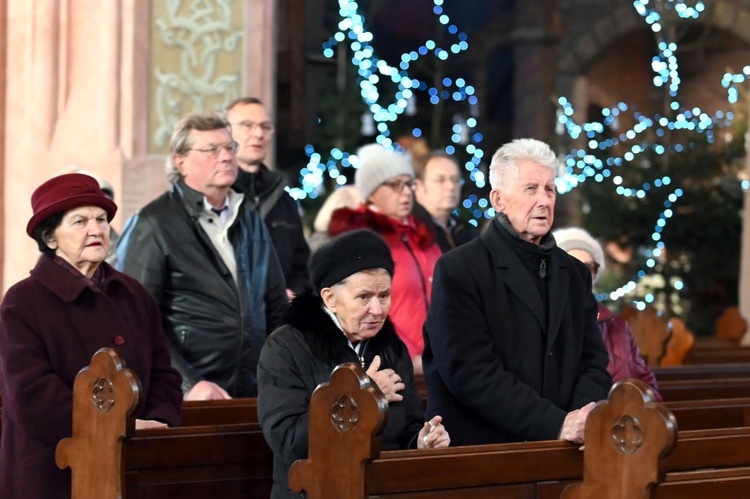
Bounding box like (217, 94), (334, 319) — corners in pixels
(562, 379), (676, 498)
(621, 305), (671, 367)
(288, 362), (388, 498)
(56, 348), (139, 499)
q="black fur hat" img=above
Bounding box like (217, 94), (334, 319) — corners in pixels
(309, 229), (394, 292)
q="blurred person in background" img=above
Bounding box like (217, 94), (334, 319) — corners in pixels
(226, 97), (311, 298)
(413, 151), (479, 253)
(554, 227), (661, 400)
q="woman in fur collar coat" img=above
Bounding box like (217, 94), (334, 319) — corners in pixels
(328, 144), (442, 374)
(257, 230), (449, 498)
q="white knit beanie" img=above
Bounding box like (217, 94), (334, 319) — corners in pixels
(553, 227), (606, 283)
(354, 144), (415, 201)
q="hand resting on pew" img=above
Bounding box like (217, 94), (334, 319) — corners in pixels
(417, 415), (450, 449)
(185, 380), (232, 401)
(559, 401), (596, 445)
(135, 419), (169, 429)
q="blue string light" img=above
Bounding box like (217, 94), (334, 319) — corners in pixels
(290, 0), (493, 220)
(558, 1), (728, 304)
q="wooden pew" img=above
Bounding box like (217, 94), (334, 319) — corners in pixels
(658, 377), (750, 401)
(181, 398), (258, 427)
(56, 348), (273, 499)
(54, 350), (750, 498)
(290, 364), (750, 498)
(660, 317), (695, 366)
(653, 363), (750, 381)
(621, 304), (671, 367)
(290, 365), (676, 498)
(683, 337), (750, 364)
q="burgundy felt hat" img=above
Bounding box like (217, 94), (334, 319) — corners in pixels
(26, 173), (118, 237)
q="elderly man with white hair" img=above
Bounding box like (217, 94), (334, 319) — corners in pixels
(422, 138), (612, 447)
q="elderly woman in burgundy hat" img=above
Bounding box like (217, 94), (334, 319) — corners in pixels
(0, 173), (183, 499)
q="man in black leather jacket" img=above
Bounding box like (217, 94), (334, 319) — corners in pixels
(117, 113), (288, 400)
(226, 97), (311, 299)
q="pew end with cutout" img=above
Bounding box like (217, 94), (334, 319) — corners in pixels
(288, 362), (388, 497)
(621, 305), (672, 367)
(562, 379), (677, 498)
(55, 347), (140, 499)
(289, 364), (677, 499)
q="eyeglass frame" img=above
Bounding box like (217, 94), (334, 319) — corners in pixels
(228, 120), (276, 135)
(582, 261), (601, 275)
(186, 141), (239, 158)
(381, 178), (417, 193)
(424, 175), (465, 187)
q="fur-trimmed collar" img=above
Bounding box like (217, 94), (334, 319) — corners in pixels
(284, 291), (406, 368)
(328, 206), (436, 250)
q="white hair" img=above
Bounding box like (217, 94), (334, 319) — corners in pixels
(488, 138), (559, 191)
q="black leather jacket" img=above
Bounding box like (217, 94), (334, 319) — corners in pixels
(116, 181), (288, 397)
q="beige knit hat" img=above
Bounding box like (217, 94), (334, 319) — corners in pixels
(553, 227), (606, 283)
(354, 144), (414, 200)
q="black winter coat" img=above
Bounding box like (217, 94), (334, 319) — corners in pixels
(257, 292), (424, 498)
(412, 201), (480, 253)
(117, 181), (288, 397)
(233, 165), (312, 295)
(423, 217), (612, 446)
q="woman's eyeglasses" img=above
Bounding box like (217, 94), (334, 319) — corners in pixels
(582, 261), (600, 275)
(382, 179), (416, 193)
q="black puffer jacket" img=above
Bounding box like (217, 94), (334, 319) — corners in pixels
(233, 165), (311, 295)
(257, 292), (425, 499)
(117, 181), (288, 397)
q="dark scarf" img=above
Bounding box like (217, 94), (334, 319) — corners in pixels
(495, 213), (555, 323)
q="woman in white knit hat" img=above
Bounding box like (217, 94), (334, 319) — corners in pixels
(328, 144), (442, 375)
(553, 227), (661, 400)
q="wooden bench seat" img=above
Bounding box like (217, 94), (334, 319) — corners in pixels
(55, 348), (750, 498)
(124, 423), (272, 498)
(658, 377), (750, 401)
(55, 348), (273, 499)
(291, 362), (750, 498)
(181, 398), (258, 427)
(653, 363), (750, 381)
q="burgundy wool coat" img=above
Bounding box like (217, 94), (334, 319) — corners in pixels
(0, 256), (183, 499)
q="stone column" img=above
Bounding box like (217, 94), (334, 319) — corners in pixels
(511, 0), (560, 142)
(1, 0), (277, 293)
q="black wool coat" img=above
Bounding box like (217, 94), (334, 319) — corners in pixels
(423, 218), (612, 446)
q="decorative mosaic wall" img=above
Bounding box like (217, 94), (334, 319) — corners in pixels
(150, 0), (244, 153)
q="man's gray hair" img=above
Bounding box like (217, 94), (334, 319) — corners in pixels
(488, 138), (559, 192)
(165, 113), (230, 183)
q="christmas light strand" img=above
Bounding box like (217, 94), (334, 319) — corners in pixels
(289, 0), (493, 224)
(559, 0), (727, 304)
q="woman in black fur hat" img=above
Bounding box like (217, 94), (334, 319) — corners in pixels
(257, 229), (450, 499)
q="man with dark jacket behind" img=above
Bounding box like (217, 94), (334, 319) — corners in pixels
(117, 113), (288, 400)
(423, 138), (612, 446)
(412, 151), (479, 253)
(226, 97), (311, 299)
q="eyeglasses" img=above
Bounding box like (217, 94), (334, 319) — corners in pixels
(582, 261), (600, 275)
(382, 179), (416, 193)
(188, 141), (238, 158)
(427, 175), (465, 186)
(229, 120), (276, 135)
